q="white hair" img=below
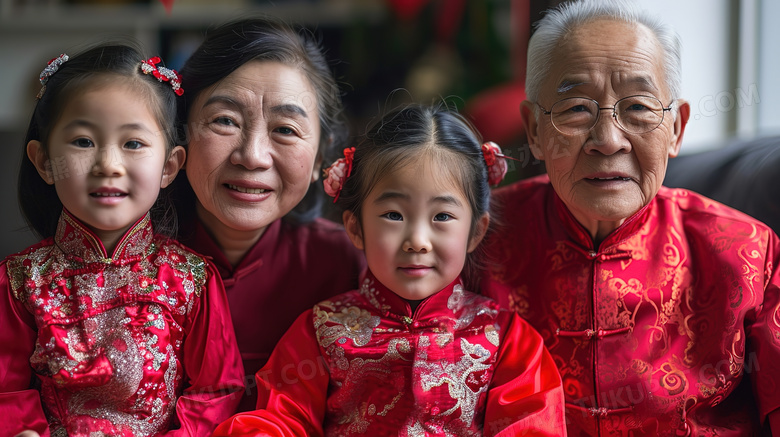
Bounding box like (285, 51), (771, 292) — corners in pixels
(525, 0), (682, 104)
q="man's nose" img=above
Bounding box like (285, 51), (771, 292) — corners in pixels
(585, 108), (632, 155)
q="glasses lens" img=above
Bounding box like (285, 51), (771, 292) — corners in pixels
(615, 96), (665, 133)
(550, 98), (598, 135)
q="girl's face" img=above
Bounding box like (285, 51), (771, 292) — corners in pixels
(28, 81), (184, 252)
(344, 159), (489, 301)
(184, 61), (322, 239)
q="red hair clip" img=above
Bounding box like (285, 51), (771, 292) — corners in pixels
(323, 147), (355, 202)
(482, 141), (509, 186)
(37, 54), (69, 99)
(140, 57), (183, 96)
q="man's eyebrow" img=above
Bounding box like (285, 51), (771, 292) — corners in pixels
(626, 75), (660, 92)
(556, 80), (586, 94)
(271, 104), (308, 118)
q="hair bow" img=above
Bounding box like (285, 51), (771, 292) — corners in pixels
(323, 147), (355, 202)
(37, 54), (69, 99)
(482, 141), (509, 186)
(140, 57), (183, 96)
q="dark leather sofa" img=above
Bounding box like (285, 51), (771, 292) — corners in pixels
(664, 135), (780, 235)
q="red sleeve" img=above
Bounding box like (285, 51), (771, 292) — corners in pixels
(484, 312), (566, 437)
(213, 310), (328, 437)
(750, 231), (780, 431)
(0, 261), (50, 437)
(163, 261), (245, 436)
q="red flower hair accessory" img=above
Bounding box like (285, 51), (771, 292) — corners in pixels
(140, 57), (183, 96)
(482, 141), (509, 186)
(37, 54), (69, 99)
(323, 147), (355, 202)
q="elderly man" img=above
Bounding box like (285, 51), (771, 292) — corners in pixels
(481, 0), (780, 435)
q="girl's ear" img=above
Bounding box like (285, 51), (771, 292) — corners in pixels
(343, 210), (364, 250)
(467, 213), (490, 253)
(27, 140), (54, 185)
(161, 146), (186, 188)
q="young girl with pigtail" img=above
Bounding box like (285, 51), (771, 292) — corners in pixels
(214, 103), (566, 436)
(0, 44), (244, 436)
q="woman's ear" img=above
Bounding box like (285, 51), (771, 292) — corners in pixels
(161, 146), (186, 188)
(27, 140), (54, 185)
(310, 138), (329, 183)
(467, 213), (490, 253)
(343, 210), (364, 250)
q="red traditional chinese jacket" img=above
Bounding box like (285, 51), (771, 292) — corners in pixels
(213, 271), (566, 436)
(0, 210), (244, 437)
(481, 175), (780, 436)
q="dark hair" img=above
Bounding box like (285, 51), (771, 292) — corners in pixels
(18, 42), (180, 239)
(337, 103), (492, 283)
(174, 17), (348, 225)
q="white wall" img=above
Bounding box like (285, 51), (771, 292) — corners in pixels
(758, 0), (780, 136)
(638, 0), (738, 154)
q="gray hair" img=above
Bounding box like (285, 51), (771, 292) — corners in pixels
(526, 0), (682, 104)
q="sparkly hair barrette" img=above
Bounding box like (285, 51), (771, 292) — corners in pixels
(481, 141), (510, 186)
(323, 147), (355, 202)
(37, 54), (69, 99)
(140, 57), (183, 96)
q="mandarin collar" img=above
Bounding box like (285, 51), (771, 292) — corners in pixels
(358, 270), (464, 322)
(54, 209), (153, 264)
(551, 187), (653, 252)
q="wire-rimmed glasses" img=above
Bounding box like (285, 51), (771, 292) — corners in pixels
(536, 95), (674, 135)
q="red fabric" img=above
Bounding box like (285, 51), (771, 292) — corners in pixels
(0, 210), (243, 436)
(179, 217), (366, 412)
(214, 272), (566, 436)
(481, 175), (780, 436)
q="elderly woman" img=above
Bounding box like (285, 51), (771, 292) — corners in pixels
(481, 1), (780, 435)
(173, 18), (365, 412)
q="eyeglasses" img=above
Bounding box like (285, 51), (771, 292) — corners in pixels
(536, 95), (674, 135)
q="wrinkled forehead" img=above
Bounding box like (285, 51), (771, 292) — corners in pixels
(544, 19), (669, 100)
(192, 60), (320, 115)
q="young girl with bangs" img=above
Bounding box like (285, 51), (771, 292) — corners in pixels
(0, 44), (243, 436)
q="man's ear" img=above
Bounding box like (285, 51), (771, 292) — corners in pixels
(343, 210), (364, 250)
(520, 100), (545, 161)
(27, 140), (54, 185)
(161, 146), (186, 188)
(669, 100), (690, 158)
(467, 213), (490, 253)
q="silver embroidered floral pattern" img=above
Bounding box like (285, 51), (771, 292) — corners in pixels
(316, 305), (381, 347)
(312, 274), (504, 436)
(5, 211), (208, 436)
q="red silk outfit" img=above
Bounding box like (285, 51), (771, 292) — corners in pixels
(178, 217), (366, 412)
(213, 271), (566, 436)
(481, 175), (780, 436)
(0, 210), (244, 437)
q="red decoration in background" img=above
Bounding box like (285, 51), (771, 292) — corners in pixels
(386, 0), (429, 21)
(465, 83), (526, 145)
(159, 0), (174, 14)
(464, 0), (530, 145)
